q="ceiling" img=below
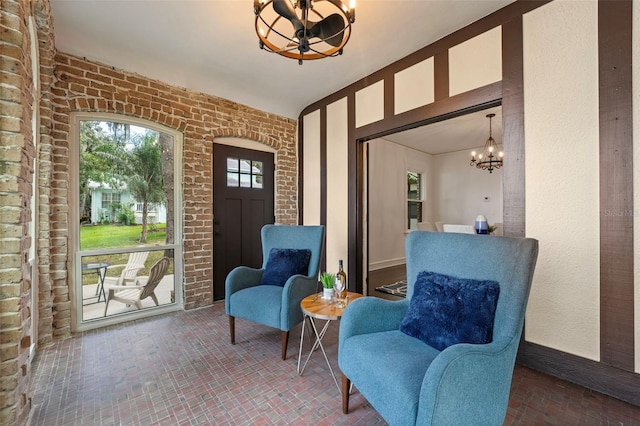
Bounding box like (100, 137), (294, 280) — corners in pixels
(50, 0), (514, 120)
(379, 105), (502, 155)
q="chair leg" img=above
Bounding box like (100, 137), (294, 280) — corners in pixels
(229, 316), (235, 345)
(342, 373), (350, 414)
(281, 330), (289, 360)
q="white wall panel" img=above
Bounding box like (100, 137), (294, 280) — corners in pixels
(449, 27), (502, 96)
(523, 1), (600, 360)
(355, 80), (384, 128)
(633, 0), (640, 374)
(394, 57), (435, 115)
(302, 110), (321, 225)
(326, 98), (349, 275)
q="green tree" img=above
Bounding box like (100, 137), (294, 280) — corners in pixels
(79, 121), (126, 222)
(126, 131), (165, 243)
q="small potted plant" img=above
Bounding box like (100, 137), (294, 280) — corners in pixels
(319, 272), (335, 300)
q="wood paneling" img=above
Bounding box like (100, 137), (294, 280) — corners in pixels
(518, 342), (640, 407)
(598, 0), (634, 370)
(434, 52), (449, 101)
(501, 17), (525, 238)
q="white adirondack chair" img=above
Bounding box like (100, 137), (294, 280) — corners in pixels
(102, 251), (149, 289)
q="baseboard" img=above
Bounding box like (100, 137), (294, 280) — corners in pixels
(517, 341), (640, 407)
(369, 257), (406, 271)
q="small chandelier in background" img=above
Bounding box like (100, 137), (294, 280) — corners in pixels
(254, 0), (355, 65)
(470, 113), (503, 173)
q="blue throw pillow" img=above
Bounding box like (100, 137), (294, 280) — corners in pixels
(259, 248), (312, 287)
(399, 271), (500, 351)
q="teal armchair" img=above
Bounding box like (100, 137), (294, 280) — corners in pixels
(226, 224), (325, 360)
(339, 231), (538, 425)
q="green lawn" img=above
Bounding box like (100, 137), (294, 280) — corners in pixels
(80, 224), (172, 285)
(81, 223), (167, 250)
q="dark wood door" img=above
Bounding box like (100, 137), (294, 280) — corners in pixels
(213, 144), (275, 301)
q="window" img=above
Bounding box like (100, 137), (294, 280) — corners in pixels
(407, 171), (423, 230)
(101, 192), (121, 209)
(226, 157), (264, 189)
(72, 114), (183, 331)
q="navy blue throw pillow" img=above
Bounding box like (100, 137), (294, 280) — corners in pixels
(399, 271), (500, 351)
(259, 248), (312, 287)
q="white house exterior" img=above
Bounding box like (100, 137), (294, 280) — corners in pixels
(87, 180), (167, 225)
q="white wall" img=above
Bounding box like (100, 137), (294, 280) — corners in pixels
(302, 110), (321, 225)
(432, 149), (503, 227)
(368, 139), (432, 269)
(523, 0), (600, 360)
(326, 98), (349, 274)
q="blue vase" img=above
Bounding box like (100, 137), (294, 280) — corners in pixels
(475, 215), (488, 234)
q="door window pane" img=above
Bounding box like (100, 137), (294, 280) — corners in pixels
(226, 157), (264, 189)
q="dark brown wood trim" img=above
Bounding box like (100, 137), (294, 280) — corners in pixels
(298, 0), (551, 119)
(297, 115), (304, 224)
(348, 93), (361, 293)
(433, 52), (449, 101)
(384, 75), (394, 120)
(354, 82), (502, 142)
(598, 0), (634, 370)
(517, 341), (640, 407)
(320, 107), (327, 271)
(500, 17), (526, 238)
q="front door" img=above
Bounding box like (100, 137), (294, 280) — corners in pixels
(213, 144), (275, 300)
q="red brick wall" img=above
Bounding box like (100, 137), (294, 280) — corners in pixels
(2, 1), (298, 422)
(0, 0), (45, 423)
(47, 53), (298, 321)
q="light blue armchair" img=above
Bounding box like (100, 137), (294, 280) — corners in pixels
(339, 231), (538, 425)
(226, 224), (325, 360)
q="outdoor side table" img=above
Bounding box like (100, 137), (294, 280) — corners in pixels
(297, 291), (363, 393)
(82, 262), (110, 304)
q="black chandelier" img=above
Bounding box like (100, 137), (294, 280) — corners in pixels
(470, 113), (503, 173)
(254, 0), (355, 65)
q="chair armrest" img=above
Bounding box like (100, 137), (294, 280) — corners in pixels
(338, 297), (410, 348)
(417, 337), (519, 425)
(281, 274), (318, 329)
(122, 264), (145, 273)
(224, 266), (264, 313)
(106, 284), (143, 296)
(106, 263), (126, 270)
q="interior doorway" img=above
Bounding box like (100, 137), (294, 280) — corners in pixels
(212, 143), (275, 301)
(363, 105), (504, 299)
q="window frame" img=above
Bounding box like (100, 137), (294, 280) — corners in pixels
(69, 112), (184, 332)
(406, 169), (425, 231)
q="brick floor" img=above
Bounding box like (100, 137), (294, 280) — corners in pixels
(30, 302), (640, 425)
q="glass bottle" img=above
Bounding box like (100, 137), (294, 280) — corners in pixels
(337, 259), (347, 299)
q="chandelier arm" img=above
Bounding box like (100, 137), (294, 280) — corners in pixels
(469, 112), (502, 173)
